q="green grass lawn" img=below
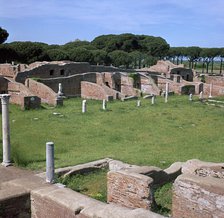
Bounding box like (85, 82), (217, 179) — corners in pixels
(0, 95), (224, 170)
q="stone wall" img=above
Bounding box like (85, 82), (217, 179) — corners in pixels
(121, 75), (138, 97)
(90, 65), (125, 73)
(107, 170), (154, 210)
(25, 79), (57, 105)
(158, 77), (203, 95)
(81, 82), (120, 100)
(7, 79), (41, 109)
(39, 73), (97, 97)
(140, 74), (160, 95)
(0, 187), (30, 218)
(31, 185), (164, 218)
(15, 62), (91, 84)
(0, 76), (8, 94)
(172, 159), (224, 218)
(172, 174), (224, 218)
(203, 83), (224, 96)
(170, 67), (193, 82)
(0, 64), (18, 78)
(81, 81), (109, 100)
(205, 75), (224, 87)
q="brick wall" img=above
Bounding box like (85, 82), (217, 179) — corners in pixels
(81, 81), (118, 100)
(121, 75), (137, 96)
(107, 170), (154, 210)
(205, 75), (224, 86)
(26, 79), (57, 105)
(15, 62), (91, 84)
(39, 73), (97, 97)
(172, 174), (224, 218)
(203, 83), (224, 96)
(0, 188), (30, 218)
(0, 64), (18, 78)
(0, 77), (8, 94)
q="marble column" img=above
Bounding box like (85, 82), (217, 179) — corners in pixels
(0, 94), (11, 167)
(82, 100), (87, 113)
(46, 142), (54, 183)
(102, 99), (107, 110)
(165, 82), (169, 103)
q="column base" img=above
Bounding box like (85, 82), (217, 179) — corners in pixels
(1, 162), (12, 167)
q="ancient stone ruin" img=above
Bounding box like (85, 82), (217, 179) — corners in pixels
(1, 60), (224, 109)
(1, 158), (223, 217)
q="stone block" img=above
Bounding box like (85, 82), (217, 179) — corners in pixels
(22, 96), (41, 110)
(172, 174), (224, 218)
(182, 159), (224, 179)
(107, 170), (154, 210)
(0, 186), (30, 218)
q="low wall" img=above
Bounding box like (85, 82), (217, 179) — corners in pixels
(0, 64), (17, 78)
(39, 72), (97, 97)
(121, 76), (138, 97)
(205, 75), (224, 87)
(107, 170), (154, 210)
(7, 79), (41, 109)
(31, 184), (164, 218)
(172, 174), (224, 218)
(203, 83), (224, 96)
(81, 81), (107, 100)
(0, 186), (30, 218)
(25, 79), (57, 105)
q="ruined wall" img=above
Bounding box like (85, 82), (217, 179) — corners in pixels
(203, 83), (224, 96)
(107, 170), (154, 210)
(39, 73), (97, 97)
(81, 81), (109, 100)
(0, 190), (30, 218)
(90, 65), (125, 72)
(0, 76), (8, 94)
(7, 79), (37, 107)
(103, 72), (115, 89)
(15, 62), (91, 84)
(140, 74), (160, 95)
(149, 60), (177, 74)
(81, 82), (120, 100)
(121, 75), (138, 96)
(158, 77), (203, 95)
(0, 64), (18, 77)
(205, 75), (224, 87)
(170, 68), (193, 82)
(173, 174), (224, 218)
(25, 79), (57, 105)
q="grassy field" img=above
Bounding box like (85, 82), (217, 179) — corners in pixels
(0, 95), (224, 171)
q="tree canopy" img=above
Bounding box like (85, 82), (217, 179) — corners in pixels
(0, 27), (9, 44)
(0, 31), (223, 72)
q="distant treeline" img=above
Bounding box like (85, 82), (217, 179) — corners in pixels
(0, 27), (223, 73)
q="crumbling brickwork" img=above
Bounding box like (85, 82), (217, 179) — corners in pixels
(107, 170), (154, 210)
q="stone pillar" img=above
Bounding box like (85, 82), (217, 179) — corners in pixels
(57, 83), (63, 96)
(151, 95), (155, 105)
(46, 142), (54, 183)
(199, 91), (203, 101)
(82, 100), (87, 113)
(137, 100), (141, 107)
(0, 94), (11, 167)
(209, 83), (213, 98)
(102, 99), (107, 110)
(165, 82), (169, 103)
(189, 93), (193, 101)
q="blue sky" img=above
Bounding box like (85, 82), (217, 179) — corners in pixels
(0, 0), (223, 47)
